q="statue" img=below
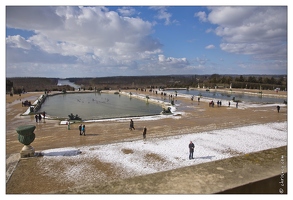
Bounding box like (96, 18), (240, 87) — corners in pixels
(161, 107), (172, 115)
(16, 125), (36, 158)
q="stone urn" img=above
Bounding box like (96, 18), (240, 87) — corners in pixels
(16, 125), (36, 158)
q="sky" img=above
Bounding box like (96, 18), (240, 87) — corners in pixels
(4, 1), (289, 78)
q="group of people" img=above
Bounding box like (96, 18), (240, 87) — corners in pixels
(76, 119), (146, 138)
(191, 95), (200, 103)
(76, 118), (191, 159)
(35, 111), (45, 123)
(209, 100), (238, 108)
(209, 100), (223, 107)
(22, 100), (32, 107)
(76, 106), (281, 159)
(78, 124), (86, 136)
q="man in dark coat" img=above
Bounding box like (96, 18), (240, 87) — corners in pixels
(129, 119), (135, 130)
(35, 114), (38, 123)
(189, 141), (195, 160)
(79, 124), (82, 135)
(142, 126), (147, 139)
(277, 105), (280, 113)
(38, 113), (42, 123)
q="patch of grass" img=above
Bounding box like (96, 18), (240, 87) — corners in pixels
(221, 148), (243, 156)
(144, 153), (167, 163)
(121, 149), (134, 154)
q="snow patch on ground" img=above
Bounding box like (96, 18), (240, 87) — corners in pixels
(38, 122), (287, 185)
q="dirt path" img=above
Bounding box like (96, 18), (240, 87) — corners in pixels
(5, 89), (287, 194)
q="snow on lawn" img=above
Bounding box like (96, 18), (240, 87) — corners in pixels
(38, 121), (287, 185)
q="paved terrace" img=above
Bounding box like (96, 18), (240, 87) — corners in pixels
(56, 146), (287, 194)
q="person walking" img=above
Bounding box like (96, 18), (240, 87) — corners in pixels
(79, 124), (82, 135)
(142, 126), (147, 140)
(129, 119), (135, 130)
(82, 124), (86, 136)
(277, 105), (280, 113)
(189, 141), (195, 160)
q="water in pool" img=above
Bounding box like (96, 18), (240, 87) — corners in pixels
(168, 89), (286, 104)
(39, 92), (163, 120)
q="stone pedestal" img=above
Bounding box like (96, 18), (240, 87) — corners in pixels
(16, 125), (36, 158)
(20, 145), (35, 158)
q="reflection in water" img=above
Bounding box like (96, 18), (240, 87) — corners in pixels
(39, 93), (162, 120)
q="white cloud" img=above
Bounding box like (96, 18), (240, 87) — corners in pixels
(194, 11), (207, 22)
(195, 57), (208, 65)
(6, 6), (173, 77)
(154, 54), (191, 74)
(206, 6), (287, 61)
(207, 6), (255, 27)
(150, 7), (172, 25)
(158, 54), (188, 65)
(7, 6), (161, 58)
(6, 35), (31, 50)
(205, 44), (215, 49)
(117, 7), (136, 16)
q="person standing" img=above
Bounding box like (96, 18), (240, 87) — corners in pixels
(43, 111), (46, 122)
(79, 124), (82, 135)
(35, 114), (38, 123)
(129, 119), (135, 130)
(142, 126), (147, 140)
(38, 113), (42, 123)
(189, 141), (195, 160)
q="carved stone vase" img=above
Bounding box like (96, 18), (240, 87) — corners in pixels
(16, 125), (36, 158)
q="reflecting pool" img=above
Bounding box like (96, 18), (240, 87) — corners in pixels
(39, 92), (163, 120)
(168, 89), (286, 104)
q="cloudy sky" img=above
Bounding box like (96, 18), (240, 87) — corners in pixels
(5, 2), (288, 78)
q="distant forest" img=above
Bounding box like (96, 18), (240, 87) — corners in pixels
(6, 74), (287, 94)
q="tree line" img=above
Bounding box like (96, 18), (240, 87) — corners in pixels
(173, 74), (286, 91)
(6, 74), (287, 94)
